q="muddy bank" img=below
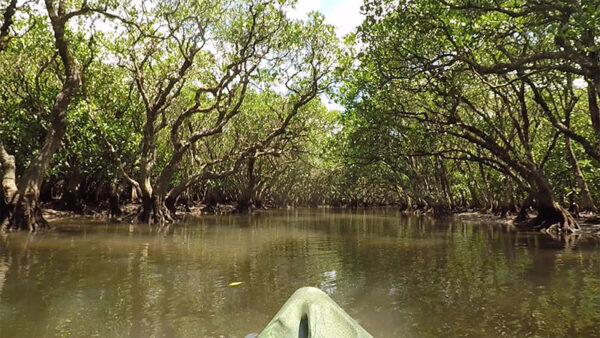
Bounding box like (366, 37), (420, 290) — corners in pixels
(453, 211), (600, 235)
(39, 204), (600, 236)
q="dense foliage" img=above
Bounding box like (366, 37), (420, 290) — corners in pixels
(0, 0), (337, 229)
(1, 0), (600, 234)
(333, 0), (600, 234)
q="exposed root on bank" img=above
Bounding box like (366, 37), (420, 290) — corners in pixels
(1, 198), (51, 232)
(133, 208), (176, 226)
(516, 202), (579, 234)
(130, 196), (178, 227)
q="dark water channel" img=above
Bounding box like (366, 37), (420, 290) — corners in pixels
(0, 209), (599, 337)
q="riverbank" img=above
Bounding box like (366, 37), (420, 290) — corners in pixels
(454, 211), (600, 235)
(40, 204), (600, 236)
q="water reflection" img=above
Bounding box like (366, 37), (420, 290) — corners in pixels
(0, 209), (599, 337)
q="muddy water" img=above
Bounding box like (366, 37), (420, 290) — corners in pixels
(0, 209), (599, 337)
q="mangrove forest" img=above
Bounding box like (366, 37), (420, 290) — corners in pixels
(2, 0), (600, 235)
(1, 0), (600, 337)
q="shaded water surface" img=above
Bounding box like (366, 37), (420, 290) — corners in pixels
(0, 210), (599, 337)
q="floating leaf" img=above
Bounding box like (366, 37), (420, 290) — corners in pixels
(229, 282), (244, 287)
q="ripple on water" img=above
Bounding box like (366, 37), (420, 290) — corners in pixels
(0, 210), (599, 337)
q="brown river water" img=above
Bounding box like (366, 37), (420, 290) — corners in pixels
(0, 209), (599, 337)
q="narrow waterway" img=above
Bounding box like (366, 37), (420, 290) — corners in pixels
(0, 209), (598, 337)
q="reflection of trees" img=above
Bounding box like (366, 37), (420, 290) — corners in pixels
(327, 217), (600, 337)
(0, 211), (598, 337)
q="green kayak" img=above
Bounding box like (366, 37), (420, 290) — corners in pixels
(258, 287), (373, 338)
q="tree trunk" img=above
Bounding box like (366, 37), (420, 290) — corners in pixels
(9, 192), (49, 231)
(500, 176), (517, 218)
(165, 196), (176, 215)
(59, 167), (84, 213)
(530, 201), (579, 234)
(478, 161), (493, 211)
(462, 162), (482, 209)
(0, 0), (17, 51)
(467, 182), (481, 209)
(0, 145), (18, 229)
(587, 80), (600, 135)
(1, 146), (51, 232)
(237, 157), (256, 213)
(518, 176), (579, 234)
(131, 185), (138, 203)
(515, 195), (532, 222)
(565, 127), (597, 213)
(108, 180), (122, 219)
(435, 156), (454, 210)
(137, 194), (174, 225)
(2, 2), (82, 231)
